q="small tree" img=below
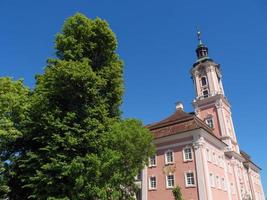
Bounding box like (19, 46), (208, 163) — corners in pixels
(172, 186), (183, 200)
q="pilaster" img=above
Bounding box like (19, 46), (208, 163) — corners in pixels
(193, 135), (208, 200)
(141, 166), (147, 200)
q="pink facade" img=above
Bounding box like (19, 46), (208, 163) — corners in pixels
(138, 33), (265, 200)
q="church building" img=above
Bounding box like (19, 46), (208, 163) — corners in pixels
(139, 31), (266, 200)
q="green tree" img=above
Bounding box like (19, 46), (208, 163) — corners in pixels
(0, 77), (30, 199)
(2, 13), (154, 199)
(172, 186), (183, 200)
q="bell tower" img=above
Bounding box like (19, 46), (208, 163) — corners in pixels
(191, 30), (239, 153)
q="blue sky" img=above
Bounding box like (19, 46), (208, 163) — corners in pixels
(0, 0), (266, 194)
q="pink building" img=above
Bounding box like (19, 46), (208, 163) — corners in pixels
(139, 31), (266, 200)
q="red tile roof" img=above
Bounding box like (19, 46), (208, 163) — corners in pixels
(146, 109), (214, 139)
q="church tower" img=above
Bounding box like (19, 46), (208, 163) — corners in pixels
(191, 30), (239, 153)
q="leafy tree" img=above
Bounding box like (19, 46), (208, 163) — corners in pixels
(0, 78), (30, 199)
(172, 186), (183, 200)
(1, 13), (154, 199)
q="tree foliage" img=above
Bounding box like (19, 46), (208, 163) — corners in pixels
(172, 186), (183, 200)
(0, 13), (154, 199)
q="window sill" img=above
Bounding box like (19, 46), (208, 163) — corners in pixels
(166, 186), (174, 190)
(183, 159), (193, 162)
(165, 162), (174, 166)
(148, 188), (157, 191)
(185, 185), (196, 188)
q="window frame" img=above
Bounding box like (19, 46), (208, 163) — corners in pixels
(183, 146), (193, 162)
(149, 154), (157, 167)
(165, 150), (174, 165)
(184, 171), (196, 187)
(166, 174), (175, 189)
(221, 177), (226, 191)
(201, 76), (207, 86)
(206, 148), (211, 162)
(149, 176), (157, 190)
(203, 89), (209, 98)
(209, 173), (215, 188)
(205, 117), (214, 129)
(216, 175), (221, 189)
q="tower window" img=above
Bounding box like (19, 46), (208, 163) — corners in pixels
(203, 90), (209, 98)
(201, 76), (207, 86)
(205, 118), (214, 129)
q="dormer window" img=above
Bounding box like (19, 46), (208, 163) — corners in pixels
(201, 76), (207, 86)
(203, 90), (209, 98)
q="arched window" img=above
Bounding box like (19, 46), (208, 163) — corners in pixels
(201, 76), (207, 86)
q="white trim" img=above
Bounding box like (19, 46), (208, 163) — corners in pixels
(165, 149), (174, 165)
(215, 175), (221, 189)
(141, 166), (147, 200)
(166, 173), (175, 189)
(183, 146), (193, 162)
(157, 141), (192, 151)
(148, 176), (157, 190)
(148, 154), (157, 167)
(209, 173), (215, 188)
(184, 171), (196, 187)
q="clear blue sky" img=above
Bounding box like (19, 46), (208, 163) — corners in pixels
(0, 0), (266, 194)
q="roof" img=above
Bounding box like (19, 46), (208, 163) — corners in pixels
(146, 109), (215, 139)
(241, 150), (262, 171)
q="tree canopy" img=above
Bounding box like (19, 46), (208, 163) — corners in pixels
(0, 13), (154, 200)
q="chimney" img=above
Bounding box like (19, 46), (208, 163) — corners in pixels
(175, 101), (184, 111)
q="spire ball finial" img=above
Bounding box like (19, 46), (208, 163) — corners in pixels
(196, 27), (202, 45)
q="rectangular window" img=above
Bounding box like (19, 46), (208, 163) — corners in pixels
(205, 118), (214, 129)
(203, 90), (209, 98)
(149, 176), (157, 190)
(149, 155), (156, 167)
(165, 150), (174, 164)
(216, 175), (221, 189)
(183, 147), (193, 161)
(206, 148), (211, 162)
(201, 76), (207, 86)
(166, 174), (174, 188)
(231, 183), (236, 194)
(221, 177), (226, 191)
(209, 173), (215, 187)
(185, 172), (195, 187)
(212, 152), (217, 164)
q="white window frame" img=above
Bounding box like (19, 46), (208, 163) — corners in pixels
(166, 174), (175, 189)
(209, 173), (215, 188)
(149, 176), (157, 190)
(230, 182), (236, 195)
(183, 146), (193, 162)
(212, 152), (217, 164)
(149, 154), (156, 167)
(221, 177), (226, 191)
(216, 175), (221, 189)
(184, 171), (196, 187)
(206, 148), (211, 162)
(165, 150), (174, 165)
(205, 117), (214, 129)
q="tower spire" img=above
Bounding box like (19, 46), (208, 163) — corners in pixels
(197, 28), (202, 46)
(195, 28), (209, 60)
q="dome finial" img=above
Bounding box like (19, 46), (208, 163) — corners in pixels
(197, 27), (202, 45)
